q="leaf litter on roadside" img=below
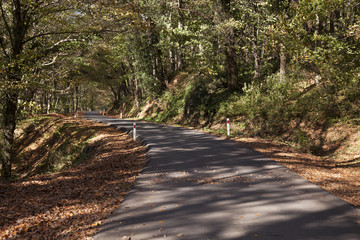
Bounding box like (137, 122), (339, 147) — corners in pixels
(234, 137), (360, 207)
(0, 117), (147, 239)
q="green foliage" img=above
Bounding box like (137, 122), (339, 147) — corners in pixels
(292, 128), (311, 151)
(14, 116), (97, 177)
(238, 74), (294, 135)
(183, 77), (233, 125)
(42, 123), (96, 173)
(143, 73), (237, 127)
(150, 91), (186, 123)
(1, 0), (360, 173)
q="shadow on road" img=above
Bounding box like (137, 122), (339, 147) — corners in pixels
(85, 112), (360, 240)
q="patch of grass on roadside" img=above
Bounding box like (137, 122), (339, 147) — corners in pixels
(14, 116), (98, 177)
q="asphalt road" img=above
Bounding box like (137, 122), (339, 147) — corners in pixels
(85, 112), (360, 240)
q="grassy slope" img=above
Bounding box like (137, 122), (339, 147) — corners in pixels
(126, 72), (360, 206)
(133, 72), (359, 159)
(13, 114), (97, 177)
(0, 115), (147, 239)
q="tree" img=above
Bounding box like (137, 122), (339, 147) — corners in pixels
(79, 41), (131, 111)
(219, 0), (239, 87)
(0, 0), (95, 179)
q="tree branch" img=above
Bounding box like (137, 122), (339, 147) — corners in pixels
(42, 54), (60, 66)
(23, 31), (81, 44)
(46, 35), (87, 52)
(23, 27), (128, 45)
(0, 0), (14, 44)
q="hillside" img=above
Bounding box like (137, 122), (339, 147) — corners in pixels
(0, 115), (147, 239)
(122, 72), (360, 207)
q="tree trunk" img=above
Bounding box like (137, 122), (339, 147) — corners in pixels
(253, 24), (260, 79)
(329, 11), (335, 34)
(134, 76), (139, 108)
(75, 86), (79, 112)
(252, 2), (260, 79)
(1, 93), (18, 179)
(177, 0), (185, 70)
(0, 0), (27, 179)
(170, 48), (176, 72)
(279, 43), (286, 83)
(220, 0), (238, 87)
(253, 41), (260, 79)
(225, 42), (238, 87)
(47, 94), (51, 114)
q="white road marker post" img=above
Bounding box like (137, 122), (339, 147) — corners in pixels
(227, 118), (230, 136)
(120, 111), (123, 119)
(133, 122), (136, 141)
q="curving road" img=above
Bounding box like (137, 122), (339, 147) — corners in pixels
(85, 112), (360, 240)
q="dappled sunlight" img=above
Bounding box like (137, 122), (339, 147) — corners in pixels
(85, 113), (360, 240)
(232, 136), (360, 207)
(0, 117), (147, 239)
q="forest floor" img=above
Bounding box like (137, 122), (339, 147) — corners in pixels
(0, 115), (147, 239)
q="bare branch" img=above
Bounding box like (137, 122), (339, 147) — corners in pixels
(47, 35), (84, 50)
(23, 27), (128, 45)
(42, 54), (60, 66)
(23, 31), (81, 44)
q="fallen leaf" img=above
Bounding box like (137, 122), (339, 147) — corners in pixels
(0, 117), (147, 240)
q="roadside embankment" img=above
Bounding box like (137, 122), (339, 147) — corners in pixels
(0, 114), (147, 239)
(113, 72), (360, 207)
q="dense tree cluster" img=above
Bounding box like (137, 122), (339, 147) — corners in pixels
(0, 0), (124, 178)
(1, 0), (359, 179)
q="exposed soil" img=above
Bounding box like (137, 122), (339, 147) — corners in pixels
(0, 116), (147, 239)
